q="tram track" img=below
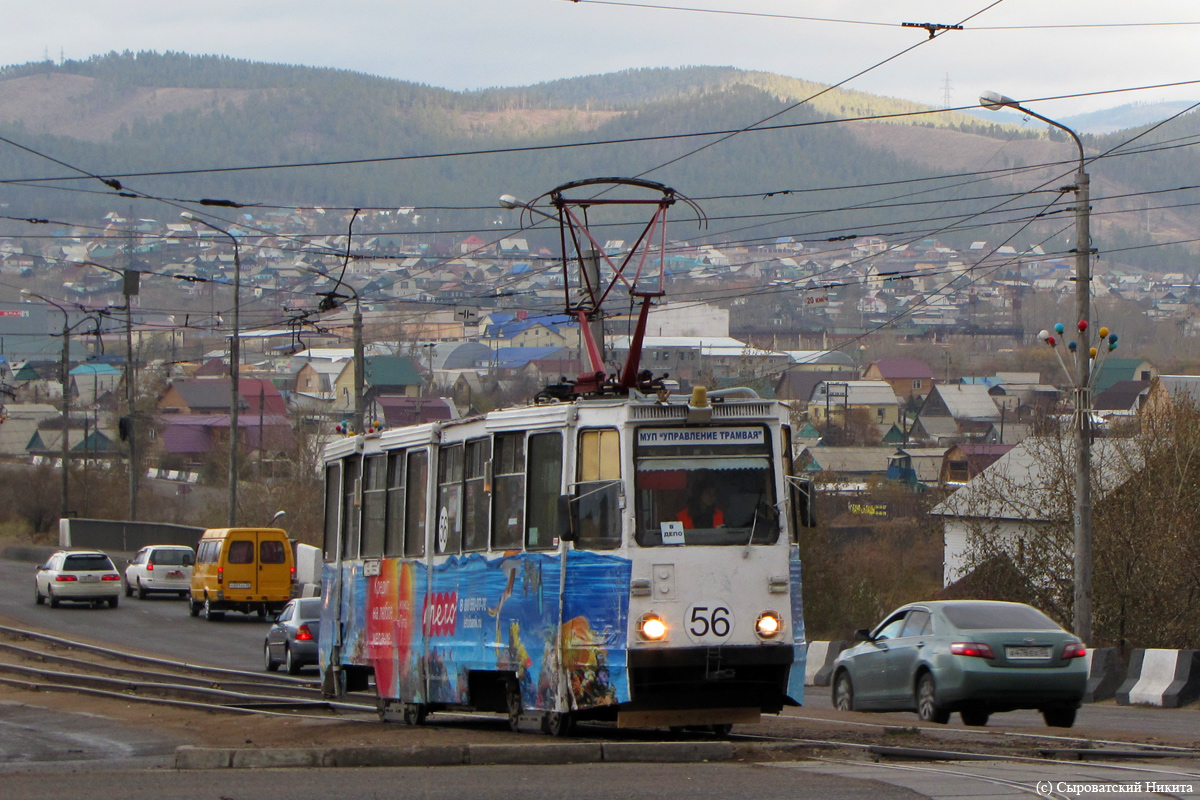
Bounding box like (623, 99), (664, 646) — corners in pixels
(0, 623), (377, 720)
(4, 620), (1200, 771)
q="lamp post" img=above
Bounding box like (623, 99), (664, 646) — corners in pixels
(981, 91), (1093, 643)
(181, 212), (242, 527)
(21, 291), (100, 522)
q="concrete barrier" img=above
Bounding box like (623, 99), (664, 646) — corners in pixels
(60, 518), (206, 552)
(1116, 649), (1200, 708)
(804, 640), (846, 687)
(1083, 647), (1126, 703)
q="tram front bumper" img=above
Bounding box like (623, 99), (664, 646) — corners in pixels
(625, 643), (795, 715)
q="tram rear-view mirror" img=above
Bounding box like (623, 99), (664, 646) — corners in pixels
(560, 495), (576, 542)
(790, 478), (817, 529)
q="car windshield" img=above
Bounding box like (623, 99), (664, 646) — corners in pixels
(151, 549), (193, 566)
(63, 554), (114, 571)
(296, 598), (322, 621)
(941, 603), (1062, 631)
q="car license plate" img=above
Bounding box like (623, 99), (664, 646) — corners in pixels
(229, 582), (252, 589)
(79, 575), (100, 582)
(1006, 646), (1051, 660)
(167, 570), (184, 578)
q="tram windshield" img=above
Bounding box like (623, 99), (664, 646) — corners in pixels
(634, 456), (779, 546)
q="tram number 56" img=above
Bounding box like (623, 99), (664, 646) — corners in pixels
(686, 603), (733, 643)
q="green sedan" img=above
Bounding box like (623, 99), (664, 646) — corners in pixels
(830, 600), (1088, 728)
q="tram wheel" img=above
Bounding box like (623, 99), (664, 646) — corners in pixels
(506, 681), (523, 733)
(710, 723), (733, 737)
(403, 702), (428, 726)
(543, 711), (575, 737)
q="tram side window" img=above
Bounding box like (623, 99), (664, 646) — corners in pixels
(361, 455), (387, 558)
(436, 444), (464, 555)
(492, 433), (525, 550)
(384, 451), (405, 557)
(574, 429), (622, 550)
(341, 454), (362, 560)
(463, 439), (491, 552)
(526, 432), (563, 550)
(323, 464), (341, 561)
(404, 450), (428, 558)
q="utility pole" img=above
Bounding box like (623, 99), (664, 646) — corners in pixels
(124, 270), (138, 520)
(982, 91), (1094, 642)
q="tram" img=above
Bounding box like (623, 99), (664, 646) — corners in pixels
(316, 179), (817, 734)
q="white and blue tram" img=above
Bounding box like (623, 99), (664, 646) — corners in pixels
(318, 386), (816, 733)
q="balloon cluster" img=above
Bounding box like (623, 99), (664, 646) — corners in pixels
(334, 419), (381, 435)
(1036, 321), (1118, 355)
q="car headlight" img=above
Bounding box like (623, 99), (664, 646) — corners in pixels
(638, 613), (668, 641)
(755, 611), (783, 639)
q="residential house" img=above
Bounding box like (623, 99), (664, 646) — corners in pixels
(1093, 380), (1150, 422)
(910, 384), (1001, 445)
(863, 357), (934, 405)
(931, 437), (1137, 586)
(939, 443), (1015, 486)
(807, 380), (901, 427)
(369, 395), (458, 429)
(333, 355), (423, 412)
(0, 403), (58, 457)
(1091, 358), (1156, 393)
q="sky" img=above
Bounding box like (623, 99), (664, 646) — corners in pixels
(5, 1), (1200, 119)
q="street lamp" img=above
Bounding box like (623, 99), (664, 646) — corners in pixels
(20, 290), (101, 522)
(981, 91), (1094, 643)
(181, 212), (242, 527)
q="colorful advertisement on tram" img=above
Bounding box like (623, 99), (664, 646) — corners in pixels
(322, 550), (633, 712)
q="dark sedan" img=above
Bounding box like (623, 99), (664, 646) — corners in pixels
(830, 600), (1087, 728)
(264, 597), (322, 674)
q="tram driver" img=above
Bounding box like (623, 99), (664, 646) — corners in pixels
(677, 471), (725, 529)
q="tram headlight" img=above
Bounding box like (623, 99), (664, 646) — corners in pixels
(755, 611), (783, 639)
(638, 613), (668, 641)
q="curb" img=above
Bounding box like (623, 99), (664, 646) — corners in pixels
(175, 741), (736, 770)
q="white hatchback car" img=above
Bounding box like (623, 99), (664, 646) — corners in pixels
(124, 545), (195, 599)
(35, 551), (122, 608)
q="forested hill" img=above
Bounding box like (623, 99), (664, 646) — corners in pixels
(0, 51), (1197, 266)
(0, 54), (960, 218)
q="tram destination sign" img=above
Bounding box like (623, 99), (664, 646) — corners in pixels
(637, 427), (764, 446)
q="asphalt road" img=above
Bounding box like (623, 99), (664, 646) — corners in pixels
(0, 555), (273, 672)
(0, 762), (924, 800)
(2, 553), (1199, 742)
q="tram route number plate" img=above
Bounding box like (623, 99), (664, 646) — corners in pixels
(1005, 646), (1051, 660)
(660, 521), (685, 545)
(228, 582), (252, 590)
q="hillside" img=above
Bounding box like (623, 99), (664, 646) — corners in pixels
(0, 52), (1196, 271)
